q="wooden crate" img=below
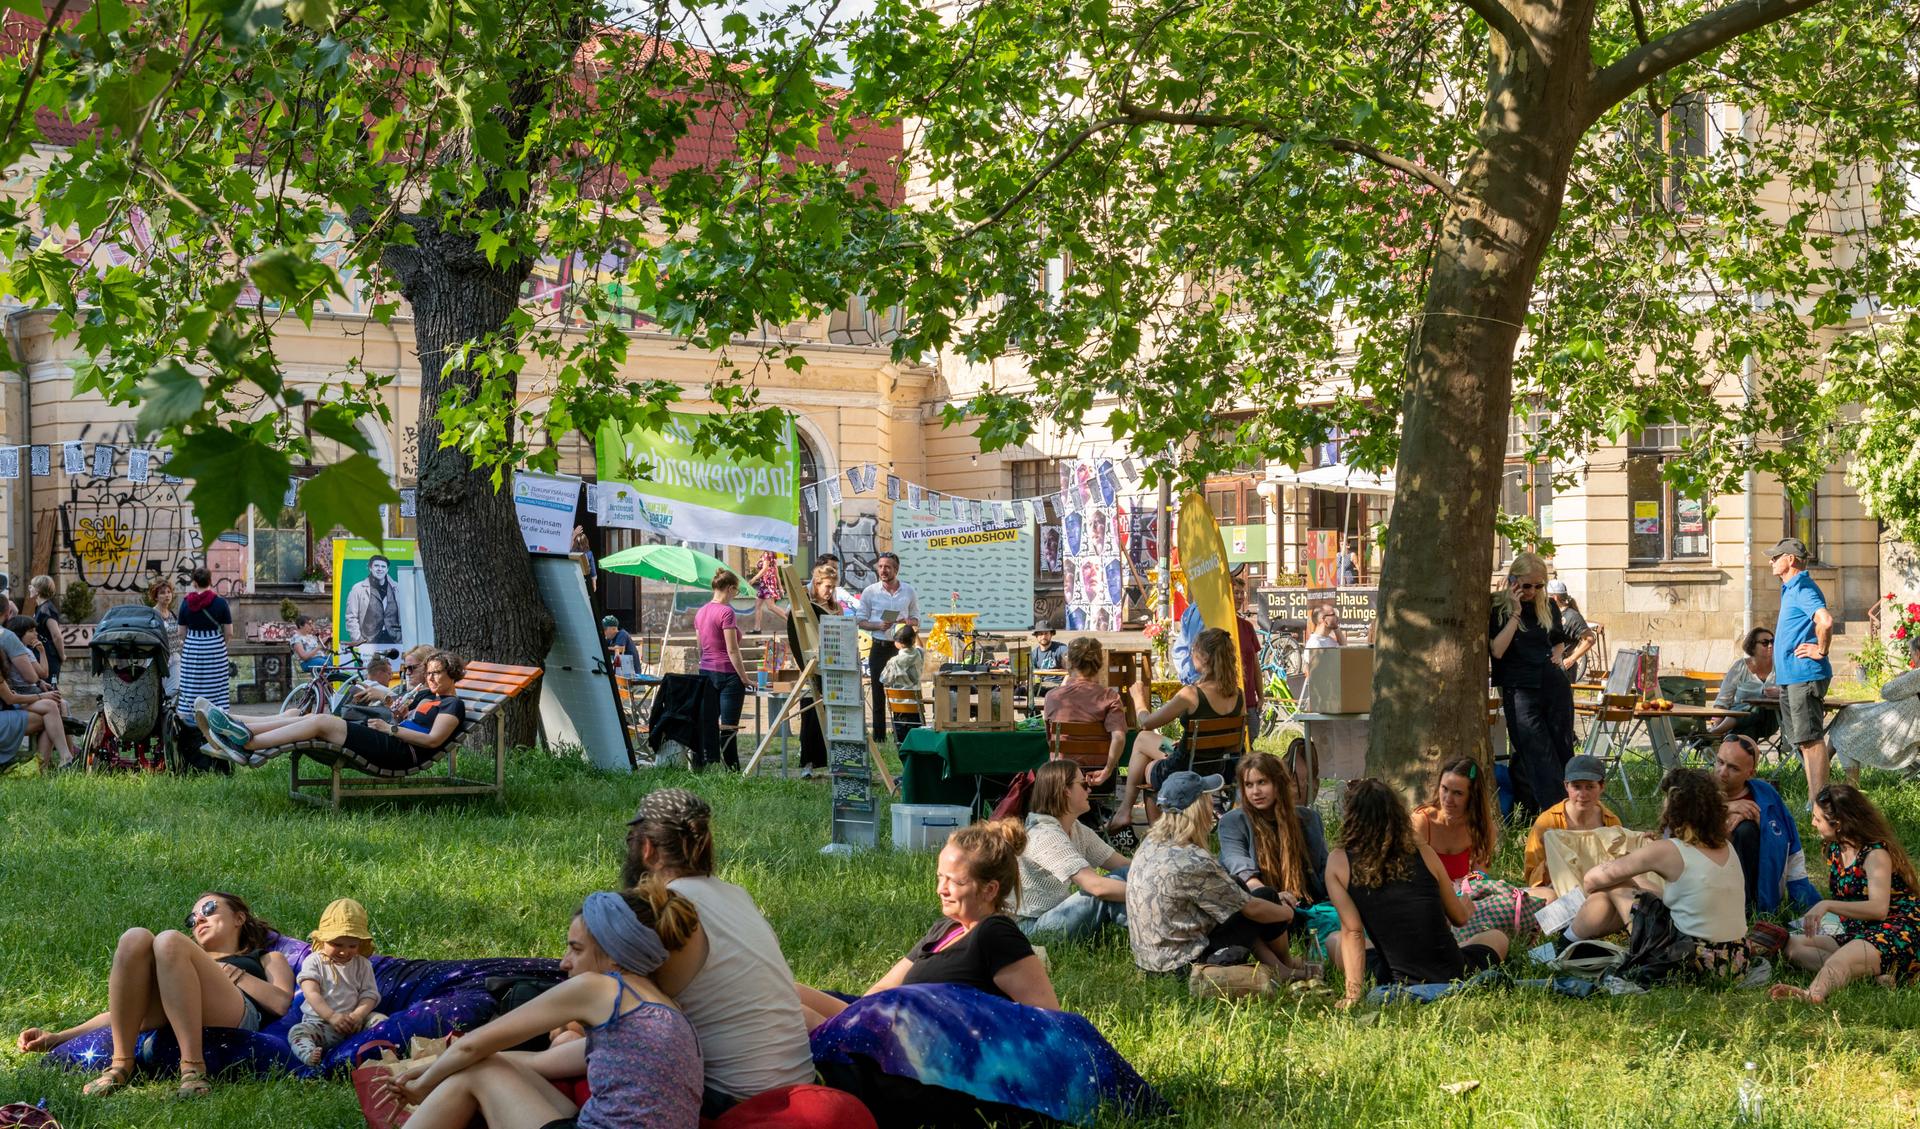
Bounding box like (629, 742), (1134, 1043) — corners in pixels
(931, 671), (1018, 732)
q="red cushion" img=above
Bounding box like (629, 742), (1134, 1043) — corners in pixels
(550, 1075), (591, 1107)
(706, 1084), (877, 1129)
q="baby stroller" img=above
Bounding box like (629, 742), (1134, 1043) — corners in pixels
(79, 603), (177, 773)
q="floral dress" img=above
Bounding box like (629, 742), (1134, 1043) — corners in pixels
(1828, 841), (1920, 982)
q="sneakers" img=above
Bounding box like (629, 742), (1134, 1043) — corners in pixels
(192, 696), (213, 739)
(197, 705), (254, 765)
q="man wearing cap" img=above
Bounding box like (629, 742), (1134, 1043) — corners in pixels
(601, 615), (634, 669)
(1545, 580), (1597, 682)
(1521, 755), (1623, 889)
(1768, 536), (1835, 798)
(1125, 770), (1300, 976)
(1713, 735), (1820, 915)
(1030, 623), (1067, 672)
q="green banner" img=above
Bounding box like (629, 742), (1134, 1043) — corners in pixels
(594, 414), (800, 553)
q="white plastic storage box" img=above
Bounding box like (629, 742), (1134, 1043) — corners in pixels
(890, 804), (972, 851)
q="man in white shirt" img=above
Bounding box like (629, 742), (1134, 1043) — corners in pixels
(858, 551), (919, 740)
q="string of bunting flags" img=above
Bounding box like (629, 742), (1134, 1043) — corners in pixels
(775, 456), (1144, 523)
(0, 441), (183, 485)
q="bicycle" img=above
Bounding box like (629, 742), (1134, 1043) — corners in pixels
(1258, 628), (1303, 734)
(280, 647), (398, 716)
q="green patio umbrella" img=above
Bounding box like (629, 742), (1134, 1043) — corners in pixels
(600, 543), (729, 588)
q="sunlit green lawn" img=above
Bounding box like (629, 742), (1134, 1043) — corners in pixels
(6, 746), (1920, 1127)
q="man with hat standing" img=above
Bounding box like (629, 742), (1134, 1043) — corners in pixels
(1768, 536), (1835, 800)
(1545, 579), (1597, 683)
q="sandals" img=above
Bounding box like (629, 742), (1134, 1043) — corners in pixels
(81, 1061), (133, 1097)
(176, 1060), (211, 1099)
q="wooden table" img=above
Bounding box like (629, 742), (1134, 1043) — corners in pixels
(1576, 699), (1749, 797)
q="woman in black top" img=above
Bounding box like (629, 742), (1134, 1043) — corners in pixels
(16, 891), (294, 1098)
(1326, 780), (1510, 1005)
(28, 574), (60, 684)
(1490, 552), (1576, 821)
(195, 651), (467, 772)
(799, 819), (1058, 1027)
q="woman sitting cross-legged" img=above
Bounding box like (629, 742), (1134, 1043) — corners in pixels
(1771, 783), (1920, 1004)
(1326, 779), (1509, 1006)
(16, 891), (294, 1098)
(193, 651), (467, 770)
(1217, 751), (1329, 906)
(1126, 771), (1307, 979)
(1566, 768), (1750, 977)
(1011, 759), (1130, 939)
(798, 819), (1058, 1028)
(378, 879), (703, 1129)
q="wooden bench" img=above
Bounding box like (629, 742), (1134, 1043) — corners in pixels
(288, 662), (543, 810)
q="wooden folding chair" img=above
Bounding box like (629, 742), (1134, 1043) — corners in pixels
(1581, 692), (1644, 800)
(1186, 712), (1248, 803)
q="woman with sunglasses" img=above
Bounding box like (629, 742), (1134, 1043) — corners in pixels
(1490, 553), (1578, 822)
(16, 892), (294, 1098)
(194, 652), (467, 771)
(1705, 626), (1780, 744)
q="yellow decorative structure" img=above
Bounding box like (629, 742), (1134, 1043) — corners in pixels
(927, 613), (978, 665)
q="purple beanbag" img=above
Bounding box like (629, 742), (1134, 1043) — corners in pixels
(45, 933), (562, 1080)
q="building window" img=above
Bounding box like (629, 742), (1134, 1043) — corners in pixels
(1627, 428), (1709, 563)
(1010, 458), (1063, 500)
(252, 505), (311, 587)
(1785, 488), (1820, 563)
(1498, 461), (1554, 566)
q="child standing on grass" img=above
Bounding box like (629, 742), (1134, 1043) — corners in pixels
(288, 899), (384, 1066)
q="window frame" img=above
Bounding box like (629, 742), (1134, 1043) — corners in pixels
(1626, 428), (1711, 564)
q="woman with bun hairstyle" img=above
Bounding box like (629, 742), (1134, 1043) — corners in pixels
(801, 819), (1057, 1026)
(380, 878), (704, 1129)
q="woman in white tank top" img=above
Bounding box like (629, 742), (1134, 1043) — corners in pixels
(1564, 769), (1752, 973)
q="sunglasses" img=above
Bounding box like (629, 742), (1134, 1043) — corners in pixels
(184, 898), (221, 931)
(1511, 581), (1543, 592)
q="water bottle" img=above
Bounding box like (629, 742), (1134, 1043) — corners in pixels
(1736, 1061), (1762, 1123)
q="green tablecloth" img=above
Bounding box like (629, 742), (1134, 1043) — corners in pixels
(898, 727), (1051, 806)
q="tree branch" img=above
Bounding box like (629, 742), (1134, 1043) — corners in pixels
(1116, 98), (1465, 207)
(961, 116), (1135, 237)
(1587, 0), (1835, 123)
(1456, 0), (1531, 55)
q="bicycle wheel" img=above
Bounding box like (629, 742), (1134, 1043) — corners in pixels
(281, 682), (320, 715)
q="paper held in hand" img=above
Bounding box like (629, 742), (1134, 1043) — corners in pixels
(1532, 887), (1586, 936)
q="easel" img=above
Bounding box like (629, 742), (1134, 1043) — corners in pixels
(740, 560), (896, 794)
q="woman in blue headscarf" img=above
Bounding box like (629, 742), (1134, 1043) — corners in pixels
(380, 880), (705, 1129)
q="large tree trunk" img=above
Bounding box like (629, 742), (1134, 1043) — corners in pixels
(387, 226), (553, 749)
(1368, 12), (1594, 795)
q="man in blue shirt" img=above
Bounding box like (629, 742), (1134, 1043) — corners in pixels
(1769, 537), (1834, 798)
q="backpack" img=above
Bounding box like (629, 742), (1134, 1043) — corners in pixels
(1616, 892), (1697, 985)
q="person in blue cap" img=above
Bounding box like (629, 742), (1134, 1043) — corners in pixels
(1125, 770), (1307, 979)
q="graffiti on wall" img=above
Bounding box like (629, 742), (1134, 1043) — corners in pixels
(54, 423), (245, 594)
(832, 512), (879, 592)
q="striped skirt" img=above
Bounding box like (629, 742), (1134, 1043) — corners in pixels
(175, 630), (230, 719)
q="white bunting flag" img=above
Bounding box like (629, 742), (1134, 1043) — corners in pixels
(906, 483), (921, 508)
(29, 445), (48, 477)
(802, 484), (818, 512)
(0, 448), (17, 479)
(886, 475), (900, 502)
(826, 478), (843, 506)
(285, 478), (300, 508)
(63, 442), (83, 475)
(846, 467), (861, 493)
(861, 464), (878, 493)
(91, 444), (114, 478)
(127, 449), (151, 483)
(400, 488), (419, 518)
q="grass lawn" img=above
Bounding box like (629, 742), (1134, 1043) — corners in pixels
(8, 746), (1920, 1127)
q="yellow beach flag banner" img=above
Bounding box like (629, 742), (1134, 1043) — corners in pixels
(1177, 493), (1241, 695)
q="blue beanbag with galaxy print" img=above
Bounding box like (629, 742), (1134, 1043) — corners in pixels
(45, 933), (563, 1080)
(810, 984), (1165, 1127)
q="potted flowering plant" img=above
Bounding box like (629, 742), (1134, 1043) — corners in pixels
(1888, 593), (1919, 668)
(301, 565), (328, 595)
(1142, 618), (1171, 668)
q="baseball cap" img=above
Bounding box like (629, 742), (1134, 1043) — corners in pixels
(1156, 770), (1225, 812)
(1767, 537), (1809, 560)
(1564, 755), (1606, 784)
(1545, 579), (1569, 596)
(601, 615), (619, 629)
